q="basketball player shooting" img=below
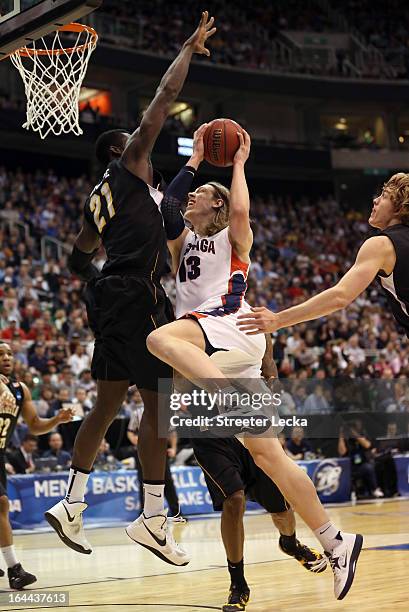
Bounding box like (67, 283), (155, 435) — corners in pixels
(0, 343), (74, 589)
(236, 173), (409, 337)
(145, 127), (363, 600)
(44, 12), (216, 567)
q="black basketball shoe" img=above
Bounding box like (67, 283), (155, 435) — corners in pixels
(8, 564), (37, 590)
(279, 536), (327, 573)
(222, 584), (250, 611)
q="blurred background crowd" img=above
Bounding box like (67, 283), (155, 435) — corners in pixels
(96, 0), (409, 79)
(1, 163), (408, 501)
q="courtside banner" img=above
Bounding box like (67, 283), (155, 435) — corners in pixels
(8, 467), (214, 529)
(7, 460), (356, 529)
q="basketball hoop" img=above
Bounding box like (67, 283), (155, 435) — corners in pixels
(9, 23), (98, 139)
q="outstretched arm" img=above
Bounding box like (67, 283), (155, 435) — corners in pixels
(237, 235), (396, 334)
(21, 383), (75, 435)
(121, 12), (216, 179)
(228, 130), (253, 260)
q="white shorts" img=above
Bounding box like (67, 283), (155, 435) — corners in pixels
(187, 305), (266, 378)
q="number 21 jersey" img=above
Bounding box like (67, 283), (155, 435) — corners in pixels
(84, 159), (168, 278)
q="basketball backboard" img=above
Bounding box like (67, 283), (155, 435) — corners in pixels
(0, 0), (102, 58)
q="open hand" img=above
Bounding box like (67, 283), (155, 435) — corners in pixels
(56, 407), (76, 423)
(233, 130), (251, 165)
(237, 307), (281, 334)
(191, 123), (208, 162)
(185, 11), (216, 57)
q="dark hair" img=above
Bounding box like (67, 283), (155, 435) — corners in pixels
(23, 433), (37, 443)
(95, 129), (127, 166)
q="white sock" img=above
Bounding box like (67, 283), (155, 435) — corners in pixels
(1, 545), (18, 568)
(314, 521), (343, 553)
(143, 483), (165, 518)
(65, 467), (90, 503)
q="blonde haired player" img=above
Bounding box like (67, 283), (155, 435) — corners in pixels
(236, 173), (409, 339)
(144, 127), (363, 601)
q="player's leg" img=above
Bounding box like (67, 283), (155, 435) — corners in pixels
(147, 319), (270, 435)
(134, 449), (144, 513)
(192, 438), (251, 611)
(273, 509), (327, 573)
(0, 493), (36, 589)
(243, 435), (362, 599)
(147, 319), (222, 387)
(220, 491), (250, 612)
(136, 388), (168, 518)
(125, 387), (189, 566)
(45, 379), (129, 554)
(149, 321), (362, 597)
(246, 456), (327, 574)
(164, 459), (183, 519)
(71, 380), (129, 470)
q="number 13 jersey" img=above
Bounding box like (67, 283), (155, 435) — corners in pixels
(175, 227), (249, 319)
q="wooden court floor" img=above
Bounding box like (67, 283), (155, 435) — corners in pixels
(0, 499), (408, 612)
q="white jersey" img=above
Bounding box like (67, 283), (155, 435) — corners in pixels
(175, 227), (249, 319)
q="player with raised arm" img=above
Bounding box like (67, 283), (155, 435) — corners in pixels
(0, 343), (74, 589)
(236, 173), (409, 338)
(45, 12), (216, 567)
(145, 128), (363, 600)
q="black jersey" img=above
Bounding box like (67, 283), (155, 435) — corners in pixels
(84, 159), (168, 278)
(378, 224), (409, 334)
(0, 381), (24, 452)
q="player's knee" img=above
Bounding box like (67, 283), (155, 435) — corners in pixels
(223, 490), (245, 517)
(250, 448), (276, 475)
(0, 495), (9, 515)
(146, 328), (168, 356)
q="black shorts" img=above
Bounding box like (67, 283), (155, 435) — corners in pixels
(84, 275), (173, 391)
(0, 454), (7, 497)
(192, 436), (289, 513)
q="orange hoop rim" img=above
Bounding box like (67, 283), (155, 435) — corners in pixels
(13, 23), (98, 57)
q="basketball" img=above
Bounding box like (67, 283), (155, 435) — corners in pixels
(203, 118), (244, 167)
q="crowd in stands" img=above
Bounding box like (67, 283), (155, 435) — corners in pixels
(1, 165), (408, 490)
(95, 0), (409, 79)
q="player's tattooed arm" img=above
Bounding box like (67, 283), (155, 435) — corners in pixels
(228, 130), (253, 260)
(21, 383), (75, 435)
(121, 12), (216, 177)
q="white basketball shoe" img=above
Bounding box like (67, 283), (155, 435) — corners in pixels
(326, 532), (363, 600)
(126, 510), (190, 566)
(44, 499), (92, 555)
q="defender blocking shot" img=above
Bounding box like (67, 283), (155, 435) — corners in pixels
(45, 11), (216, 567)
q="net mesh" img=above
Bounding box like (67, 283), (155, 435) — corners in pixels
(10, 24), (97, 139)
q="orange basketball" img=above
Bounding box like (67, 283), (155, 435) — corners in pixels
(203, 118), (244, 167)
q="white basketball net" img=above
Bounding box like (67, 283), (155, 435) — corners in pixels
(10, 24), (98, 139)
